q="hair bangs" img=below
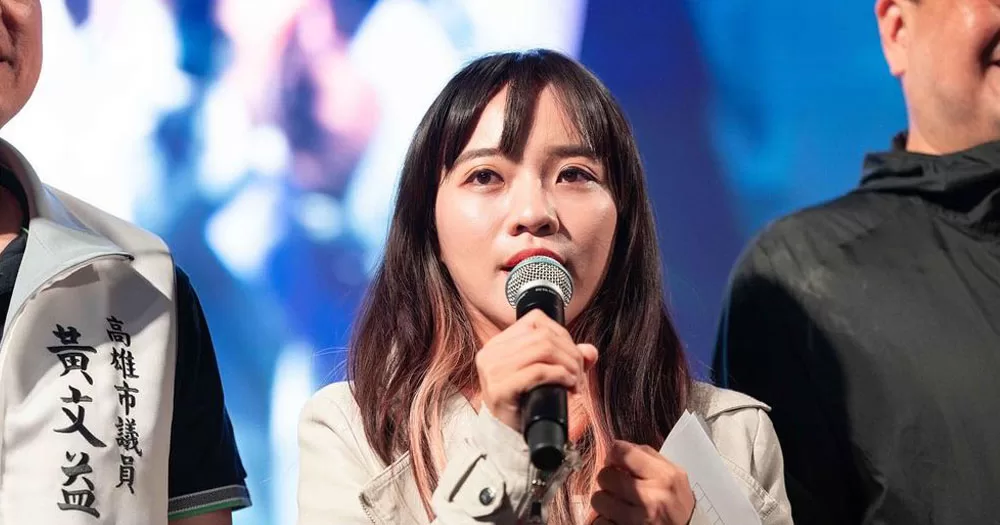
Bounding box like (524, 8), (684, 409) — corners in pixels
(436, 51), (618, 178)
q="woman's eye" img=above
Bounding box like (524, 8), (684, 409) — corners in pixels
(467, 169), (501, 185)
(557, 167), (594, 184)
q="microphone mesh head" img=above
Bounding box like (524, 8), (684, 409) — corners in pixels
(505, 255), (574, 307)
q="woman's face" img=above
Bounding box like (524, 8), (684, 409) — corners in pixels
(435, 85), (618, 341)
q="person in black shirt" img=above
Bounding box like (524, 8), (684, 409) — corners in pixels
(0, 2), (248, 523)
(714, 1), (1000, 523)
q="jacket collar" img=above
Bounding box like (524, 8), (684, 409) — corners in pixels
(858, 132), (1000, 233)
(689, 381), (768, 420)
(0, 138), (131, 333)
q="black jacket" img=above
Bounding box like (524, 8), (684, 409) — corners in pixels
(714, 135), (1000, 524)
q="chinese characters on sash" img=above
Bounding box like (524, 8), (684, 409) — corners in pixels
(49, 325), (105, 518)
(50, 316), (141, 518)
(108, 316), (141, 495)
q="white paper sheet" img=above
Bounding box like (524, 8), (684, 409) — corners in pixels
(659, 411), (762, 525)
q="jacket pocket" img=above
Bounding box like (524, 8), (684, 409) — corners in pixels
(719, 454), (779, 518)
(433, 448), (506, 518)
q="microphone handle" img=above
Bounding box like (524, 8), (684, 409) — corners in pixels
(516, 286), (568, 472)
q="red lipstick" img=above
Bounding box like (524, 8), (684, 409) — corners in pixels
(503, 248), (564, 269)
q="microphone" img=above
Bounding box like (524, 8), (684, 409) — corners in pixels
(504, 255), (574, 472)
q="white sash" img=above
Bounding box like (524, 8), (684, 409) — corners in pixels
(0, 248), (176, 525)
(0, 138), (179, 524)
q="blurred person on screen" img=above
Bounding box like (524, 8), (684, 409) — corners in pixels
(714, 0), (1000, 523)
(0, 2), (249, 523)
(205, 0), (378, 359)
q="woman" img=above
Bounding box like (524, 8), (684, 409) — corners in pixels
(298, 49), (792, 525)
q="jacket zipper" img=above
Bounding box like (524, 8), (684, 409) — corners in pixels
(517, 446), (582, 524)
(360, 493), (380, 525)
(523, 465), (548, 524)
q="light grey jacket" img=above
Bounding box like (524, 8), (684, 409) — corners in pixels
(298, 381), (793, 525)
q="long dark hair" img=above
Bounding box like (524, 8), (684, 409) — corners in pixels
(348, 49), (690, 521)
